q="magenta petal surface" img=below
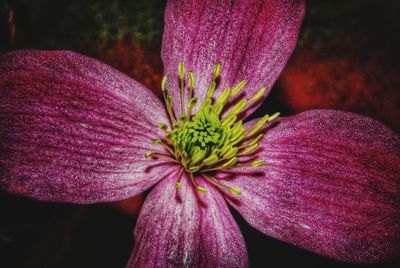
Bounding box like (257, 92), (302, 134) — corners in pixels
(223, 110), (400, 263)
(127, 171), (248, 268)
(0, 50), (172, 203)
(162, 0), (304, 117)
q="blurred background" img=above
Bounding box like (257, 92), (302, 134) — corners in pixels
(1, 0), (399, 267)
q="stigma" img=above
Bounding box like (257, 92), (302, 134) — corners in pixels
(144, 61), (279, 196)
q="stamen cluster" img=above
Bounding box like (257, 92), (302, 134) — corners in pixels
(144, 62), (279, 195)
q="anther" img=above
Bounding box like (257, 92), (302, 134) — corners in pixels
(158, 123), (168, 131)
(213, 63), (221, 80)
(175, 168), (185, 190)
(144, 151), (153, 158)
(216, 86), (231, 105)
(268, 112), (280, 122)
(202, 174), (242, 196)
(190, 173), (208, 193)
(231, 80), (247, 97)
(250, 86), (266, 102)
(161, 75), (168, 92)
(237, 143), (258, 156)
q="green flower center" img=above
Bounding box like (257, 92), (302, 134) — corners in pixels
(144, 62), (280, 195)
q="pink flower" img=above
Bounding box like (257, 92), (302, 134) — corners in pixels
(1, 0), (399, 267)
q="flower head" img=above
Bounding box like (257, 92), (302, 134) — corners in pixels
(1, 0), (399, 267)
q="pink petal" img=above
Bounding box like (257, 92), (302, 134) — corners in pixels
(222, 110), (400, 263)
(127, 170), (248, 268)
(162, 0), (304, 117)
(0, 50), (173, 203)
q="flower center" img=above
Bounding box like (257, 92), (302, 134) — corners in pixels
(144, 62), (280, 195)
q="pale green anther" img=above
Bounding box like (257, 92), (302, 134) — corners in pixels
(161, 75), (168, 92)
(231, 121), (243, 137)
(250, 86), (266, 102)
(182, 151), (188, 160)
(239, 143), (258, 155)
(179, 114), (187, 122)
(167, 94), (173, 105)
(191, 149), (206, 163)
(144, 151), (153, 158)
(231, 80), (247, 97)
(229, 188), (242, 195)
(202, 154), (219, 166)
(176, 182), (183, 189)
(231, 134), (244, 146)
(173, 122), (180, 129)
(229, 98), (247, 115)
(206, 81), (216, 98)
(217, 129), (229, 147)
(166, 132), (172, 139)
(216, 86), (231, 105)
(222, 157), (238, 168)
(223, 147), (238, 160)
(268, 112), (280, 122)
(189, 97), (198, 107)
(190, 166), (200, 172)
(213, 62), (221, 79)
(240, 134), (264, 148)
(251, 160), (266, 167)
(188, 72), (195, 90)
(158, 123), (168, 131)
(152, 139), (162, 144)
(197, 186), (208, 194)
(246, 114), (269, 137)
(221, 114), (237, 128)
(220, 144), (231, 157)
(212, 102), (224, 115)
(258, 114), (270, 126)
(200, 98), (212, 110)
(178, 62), (185, 79)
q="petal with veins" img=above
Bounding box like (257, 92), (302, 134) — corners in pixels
(162, 0), (304, 117)
(223, 109), (400, 263)
(127, 170), (248, 268)
(0, 50), (172, 203)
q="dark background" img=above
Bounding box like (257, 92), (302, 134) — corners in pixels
(1, 0), (399, 267)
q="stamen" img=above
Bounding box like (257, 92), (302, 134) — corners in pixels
(144, 151), (180, 164)
(202, 174), (241, 195)
(245, 114), (269, 137)
(213, 63), (221, 80)
(221, 114), (237, 128)
(206, 81), (216, 99)
(179, 61), (185, 114)
(231, 80), (247, 97)
(152, 139), (175, 155)
(234, 160), (266, 168)
(216, 86), (231, 105)
(166, 94), (177, 123)
(239, 134), (263, 148)
(237, 143), (258, 156)
(188, 71), (195, 101)
(187, 97), (198, 119)
(250, 86), (266, 102)
(225, 98), (248, 117)
(176, 168), (184, 190)
(268, 112), (280, 122)
(190, 172), (208, 193)
(161, 75), (168, 91)
(201, 157), (238, 172)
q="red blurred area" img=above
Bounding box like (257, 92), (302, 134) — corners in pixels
(95, 34), (163, 96)
(108, 193), (144, 216)
(280, 46), (400, 132)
